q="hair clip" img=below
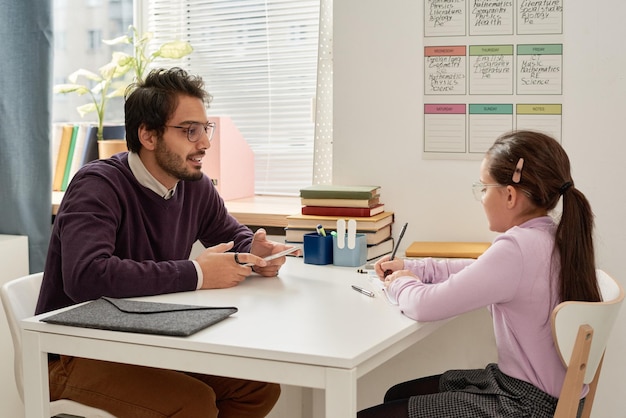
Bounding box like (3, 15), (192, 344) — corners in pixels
(512, 158), (524, 183)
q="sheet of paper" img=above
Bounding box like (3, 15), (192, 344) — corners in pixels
(244, 246), (302, 266)
(366, 270), (398, 305)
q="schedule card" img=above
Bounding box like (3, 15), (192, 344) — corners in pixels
(469, 1), (514, 36)
(517, 0), (563, 35)
(425, 0), (466, 37)
(424, 104), (467, 153)
(469, 104), (514, 154)
(469, 45), (514, 95)
(516, 104), (562, 142)
(425, 46), (467, 95)
(517, 44), (563, 95)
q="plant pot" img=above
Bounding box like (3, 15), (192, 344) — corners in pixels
(98, 139), (128, 159)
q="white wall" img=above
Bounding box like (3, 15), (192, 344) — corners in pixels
(334, 1), (626, 416)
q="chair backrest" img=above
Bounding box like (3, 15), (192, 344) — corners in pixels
(551, 269), (625, 418)
(1, 272), (44, 401)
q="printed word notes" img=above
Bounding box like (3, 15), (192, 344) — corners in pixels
(516, 104), (562, 142)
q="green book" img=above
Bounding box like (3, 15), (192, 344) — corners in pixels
(60, 124), (79, 191)
(299, 184), (381, 200)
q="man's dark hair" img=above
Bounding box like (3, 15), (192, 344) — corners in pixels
(124, 67), (212, 153)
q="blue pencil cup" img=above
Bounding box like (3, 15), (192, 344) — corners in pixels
(333, 233), (367, 267)
(303, 233), (334, 265)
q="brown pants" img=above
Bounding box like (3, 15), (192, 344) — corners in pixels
(49, 356), (281, 417)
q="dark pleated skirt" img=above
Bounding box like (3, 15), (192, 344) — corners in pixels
(408, 363), (576, 418)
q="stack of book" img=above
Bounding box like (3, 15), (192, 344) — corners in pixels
(286, 185), (394, 260)
(51, 122), (125, 191)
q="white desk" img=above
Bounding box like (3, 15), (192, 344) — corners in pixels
(21, 258), (447, 417)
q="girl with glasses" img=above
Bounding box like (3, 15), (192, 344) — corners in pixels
(361, 130), (600, 418)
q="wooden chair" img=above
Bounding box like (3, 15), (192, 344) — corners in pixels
(1, 272), (116, 417)
(551, 269), (625, 418)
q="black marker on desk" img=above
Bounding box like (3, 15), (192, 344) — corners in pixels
(351, 285), (375, 297)
(384, 222), (408, 278)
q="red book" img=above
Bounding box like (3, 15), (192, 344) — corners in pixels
(301, 204), (385, 217)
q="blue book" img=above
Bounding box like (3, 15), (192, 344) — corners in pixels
(81, 124), (126, 165)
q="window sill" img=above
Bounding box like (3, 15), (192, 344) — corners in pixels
(52, 191), (300, 229)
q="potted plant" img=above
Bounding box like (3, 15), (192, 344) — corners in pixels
(54, 25), (193, 145)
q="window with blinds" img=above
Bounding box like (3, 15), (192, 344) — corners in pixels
(145, 0), (321, 195)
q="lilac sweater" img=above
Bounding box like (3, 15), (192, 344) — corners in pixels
(388, 216), (569, 398)
(36, 154), (253, 315)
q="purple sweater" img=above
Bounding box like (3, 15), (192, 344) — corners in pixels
(388, 216), (571, 398)
(36, 154), (253, 314)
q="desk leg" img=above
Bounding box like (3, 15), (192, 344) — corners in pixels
(325, 368), (357, 417)
(22, 330), (51, 418)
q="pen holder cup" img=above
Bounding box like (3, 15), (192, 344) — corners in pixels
(303, 233), (334, 265)
(333, 233), (367, 267)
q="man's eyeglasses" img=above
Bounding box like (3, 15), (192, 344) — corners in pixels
(166, 121), (216, 143)
(472, 181), (504, 202)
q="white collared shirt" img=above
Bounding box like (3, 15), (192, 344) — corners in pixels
(127, 151), (178, 200)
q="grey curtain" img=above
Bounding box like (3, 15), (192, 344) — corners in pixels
(0, 1), (52, 273)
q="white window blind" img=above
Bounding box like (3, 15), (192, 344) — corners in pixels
(145, 0), (321, 195)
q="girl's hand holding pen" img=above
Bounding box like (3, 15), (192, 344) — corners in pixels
(374, 256), (404, 279)
(377, 222), (408, 278)
(383, 269), (420, 287)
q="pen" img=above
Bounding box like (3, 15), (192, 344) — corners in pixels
(351, 285), (375, 297)
(384, 222), (408, 278)
(316, 224), (326, 236)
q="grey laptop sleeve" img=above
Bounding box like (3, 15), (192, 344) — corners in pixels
(43, 297), (238, 337)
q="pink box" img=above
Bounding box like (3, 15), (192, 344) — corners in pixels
(202, 116), (255, 200)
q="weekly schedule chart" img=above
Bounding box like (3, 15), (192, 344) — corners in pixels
(422, 0), (564, 158)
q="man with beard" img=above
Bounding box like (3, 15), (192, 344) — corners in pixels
(36, 67), (286, 417)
